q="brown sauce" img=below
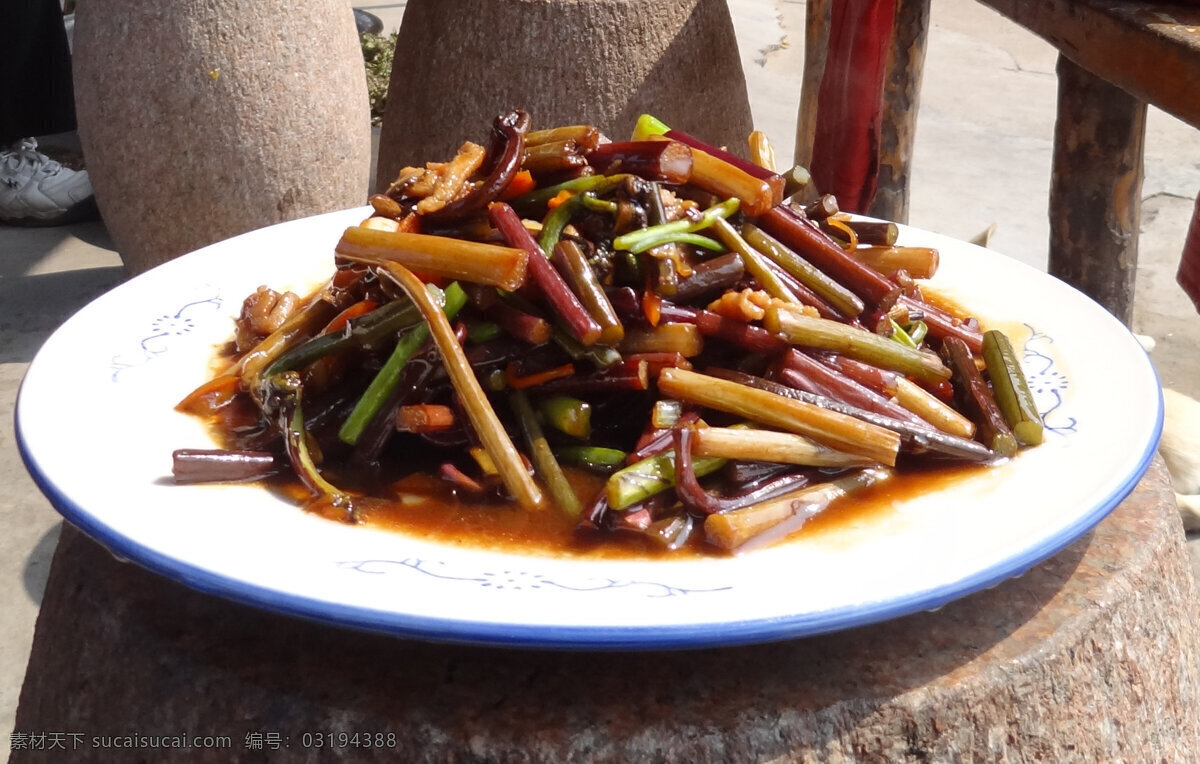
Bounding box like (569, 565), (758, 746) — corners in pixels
(801, 460), (987, 536)
(197, 284), (998, 560)
(272, 468), (684, 560)
(257, 454), (991, 560)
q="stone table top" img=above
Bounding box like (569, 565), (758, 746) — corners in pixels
(10, 457), (1200, 762)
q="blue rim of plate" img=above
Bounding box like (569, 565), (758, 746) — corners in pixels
(14, 359), (1163, 652)
(12, 206), (1166, 651)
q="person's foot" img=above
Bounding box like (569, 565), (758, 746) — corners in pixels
(0, 138), (97, 226)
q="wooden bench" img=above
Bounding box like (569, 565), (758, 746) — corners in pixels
(799, 0), (1200, 324)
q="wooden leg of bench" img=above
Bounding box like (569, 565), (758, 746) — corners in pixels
(1048, 54), (1146, 325)
(795, 0), (831, 174)
(868, 0), (931, 223)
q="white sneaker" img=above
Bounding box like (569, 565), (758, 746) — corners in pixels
(0, 138), (97, 226)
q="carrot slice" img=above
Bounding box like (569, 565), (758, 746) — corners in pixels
(499, 169), (537, 200)
(320, 299), (379, 335)
(505, 361), (575, 390)
(176, 373), (239, 416)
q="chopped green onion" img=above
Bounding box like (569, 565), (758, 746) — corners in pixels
(606, 450), (725, 510)
(632, 113), (671, 141)
(890, 318), (917, 349)
(467, 321), (502, 344)
(538, 396), (592, 439)
(612, 198), (740, 253)
(652, 399), (683, 429)
(555, 446), (628, 474)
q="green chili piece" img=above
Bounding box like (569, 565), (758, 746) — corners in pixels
(538, 396), (592, 439)
(554, 446), (628, 474)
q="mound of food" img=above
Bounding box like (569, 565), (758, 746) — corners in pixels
(173, 110), (1042, 555)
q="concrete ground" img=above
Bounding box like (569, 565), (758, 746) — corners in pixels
(4, 0), (1200, 743)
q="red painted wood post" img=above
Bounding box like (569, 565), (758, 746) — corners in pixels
(797, 0), (930, 222)
(808, 0), (898, 215)
(1176, 194), (1200, 314)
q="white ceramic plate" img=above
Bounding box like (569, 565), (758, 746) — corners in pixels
(16, 207), (1162, 649)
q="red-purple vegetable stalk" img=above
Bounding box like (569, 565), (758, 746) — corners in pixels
(757, 206), (896, 305)
(585, 140), (694, 184)
(783, 349), (929, 426)
(672, 427), (811, 515)
(172, 449), (281, 484)
(488, 201), (604, 346)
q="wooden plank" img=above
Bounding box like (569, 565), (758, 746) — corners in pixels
(976, 0), (1200, 128)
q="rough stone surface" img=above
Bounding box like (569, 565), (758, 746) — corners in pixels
(375, 0), (756, 191)
(10, 458), (1199, 762)
(71, 0), (372, 275)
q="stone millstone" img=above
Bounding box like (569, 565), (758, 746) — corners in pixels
(11, 458), (1199, 761)
(72, 0), (371, 275)
(375, 0), (756, 191)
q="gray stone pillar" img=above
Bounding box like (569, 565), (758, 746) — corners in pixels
(10, 459), (1200, 761)
(376, 0), (756, 191)
(72, 0), (372, 275)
